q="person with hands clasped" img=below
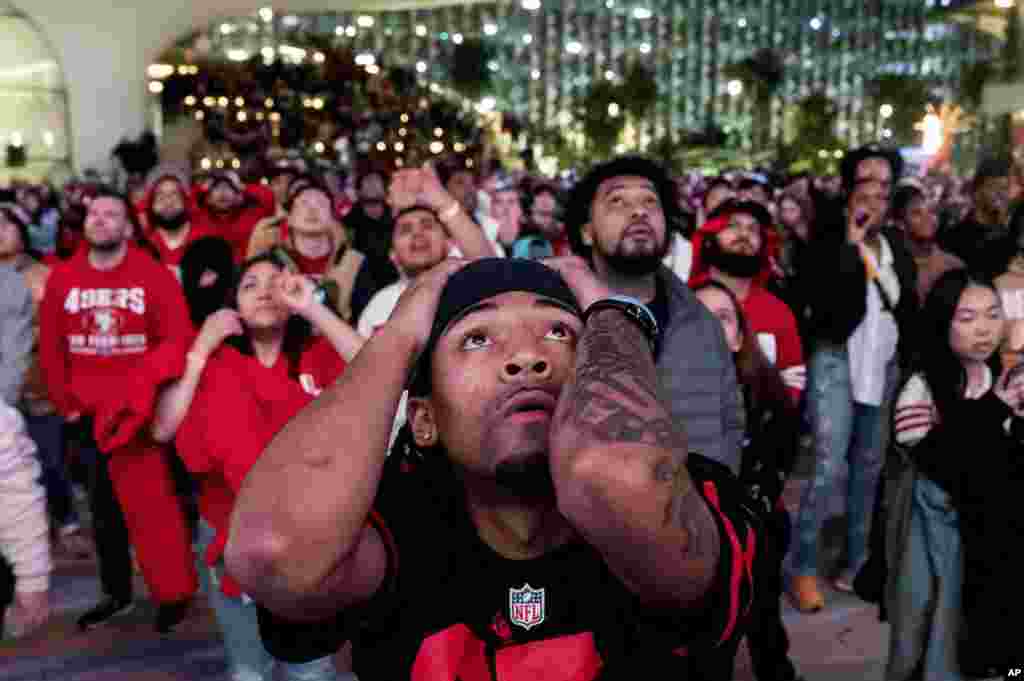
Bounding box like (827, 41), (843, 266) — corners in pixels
(226, 254), (755, 681)
(887, 269), (1024, 681)
(152, 254), (363, 681)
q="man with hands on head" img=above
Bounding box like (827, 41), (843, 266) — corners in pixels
(226, 251), (755, 680)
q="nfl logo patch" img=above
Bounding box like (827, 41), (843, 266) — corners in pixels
(509, 584), (545, 630)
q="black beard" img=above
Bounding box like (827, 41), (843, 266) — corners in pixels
(494, 456), (556, 500)
(90, 239), (123, 254)
(601, 234), (671, 277)
(150, 209), (188, 233)
(701, 237), (763, 278)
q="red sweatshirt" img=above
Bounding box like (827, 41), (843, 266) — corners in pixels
(38, 245), (190, 419)
(191, 184), (276, 265)
(740, 285), (806, 404)
(175, 338), (345, 596)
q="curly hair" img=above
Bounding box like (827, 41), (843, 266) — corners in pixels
(563, 155), (682, 260)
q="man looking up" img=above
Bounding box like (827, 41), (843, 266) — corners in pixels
(192, 171), (275, 264)
(689, 199), (806, 403)
(227, 256), (754, 680)
(564, 156), (745, 474)
(145, 169), (208, 279)
(39, 190), (198, 632)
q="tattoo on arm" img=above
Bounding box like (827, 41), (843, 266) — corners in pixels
(560, 309), (719, 588)
(561, 309), (685, 451)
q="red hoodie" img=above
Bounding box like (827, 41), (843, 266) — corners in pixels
(191, 183), (275, 265)
(688, 213), (804, 404)
(175, 338), (345, 596)
(38, 244), (191, 418)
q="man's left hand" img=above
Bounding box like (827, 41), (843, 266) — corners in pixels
(542, 256), (613, 311)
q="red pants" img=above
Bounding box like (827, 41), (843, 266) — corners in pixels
(107, 442), (198, 604)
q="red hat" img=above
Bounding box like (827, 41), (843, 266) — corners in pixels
(688, 199), (779, 289)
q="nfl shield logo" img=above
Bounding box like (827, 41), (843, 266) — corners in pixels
(509, 584), (545, 630)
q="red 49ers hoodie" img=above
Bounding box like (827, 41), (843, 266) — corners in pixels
(39, 244), (191, 419)
(38, 244), (198, 605)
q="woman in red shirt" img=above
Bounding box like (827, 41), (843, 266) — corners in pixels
(152, 251), (364, 681)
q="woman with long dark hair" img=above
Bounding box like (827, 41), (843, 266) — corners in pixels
(152, 251), (363, 681)
(694, 280), (804, 681)
(887, 269), (1024, 679)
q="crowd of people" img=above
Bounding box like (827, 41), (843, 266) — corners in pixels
(1, 142), (1023, 681)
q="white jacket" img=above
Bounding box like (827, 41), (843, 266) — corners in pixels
(0, 402), (50, 593)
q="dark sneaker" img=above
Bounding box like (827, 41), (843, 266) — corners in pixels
(77, 597), (134, 631)
(155, 599), (191, 634)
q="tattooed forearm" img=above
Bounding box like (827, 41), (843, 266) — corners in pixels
(554, 309), (720, 604)
(560, 308), (687, 452)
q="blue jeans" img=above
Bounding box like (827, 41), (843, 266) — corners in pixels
(196, 520), (356, 681)
(25, 413), (79, 530)
(887, 477), (964, 681)
(196, 520), (275, 681)
(793, 346), (892, 577)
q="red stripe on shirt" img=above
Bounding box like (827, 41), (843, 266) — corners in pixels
(702, 480), (744, 646)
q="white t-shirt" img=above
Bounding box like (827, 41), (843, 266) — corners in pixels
(848, 236), (900, 406)
(662, 233), (693, 283)
(357, 280), (409, 339)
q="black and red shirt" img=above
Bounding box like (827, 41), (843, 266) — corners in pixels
(344, 453), (756, 681)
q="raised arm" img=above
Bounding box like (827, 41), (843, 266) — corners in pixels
(546, 258), (721, 608)
(389, 164), (496, 260)
(225, 259), (465, 618)
(151, 310), (243, 443)
(276, 272), (365, 362)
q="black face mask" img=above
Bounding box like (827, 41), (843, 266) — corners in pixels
(702, 236), (763, 279)
(149, 208), (188, 233)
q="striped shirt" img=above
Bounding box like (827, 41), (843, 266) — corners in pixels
(894, 368), (993, 447)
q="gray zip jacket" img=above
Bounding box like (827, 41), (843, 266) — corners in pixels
(655, 267), (744, 474)
(0, 264), (32, 407)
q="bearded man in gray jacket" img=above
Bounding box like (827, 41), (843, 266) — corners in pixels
(564, 156), (744, 474)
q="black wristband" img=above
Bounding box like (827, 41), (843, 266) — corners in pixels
(582, 296), (659, 353)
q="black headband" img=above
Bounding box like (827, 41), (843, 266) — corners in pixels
(409, 258), (581, 395)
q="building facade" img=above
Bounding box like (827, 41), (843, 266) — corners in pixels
(185, 0), (1002, 155)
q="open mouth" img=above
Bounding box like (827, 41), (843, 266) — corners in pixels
(503, 389), (558, 421)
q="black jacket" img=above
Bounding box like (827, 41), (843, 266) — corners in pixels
(345, 203), (399, 288)
(939, 215), (1009, 280)
(738, 385), (800, 516)
(905, 390), (1024, 677)
(798, 220), (919, 365)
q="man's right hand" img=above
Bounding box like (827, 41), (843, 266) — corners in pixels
(847, 209), (870, 245)
(192, 309), (244, 360)
(384, 258), (468, 357)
